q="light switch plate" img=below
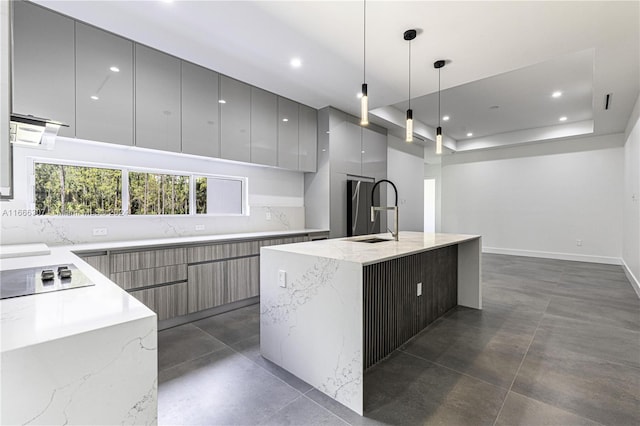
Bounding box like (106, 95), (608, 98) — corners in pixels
(278, 270), (287, 288)
(417, 282), (422, 296)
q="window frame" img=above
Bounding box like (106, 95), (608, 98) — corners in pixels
(29, 157), (249, 218)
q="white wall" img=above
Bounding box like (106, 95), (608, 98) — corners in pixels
(622, 94), (640, 291)
(0, 0), (10, 196)
(441, 133), (624, 264)
(0, 137), (305, 245)
(387, 135), (424, 232)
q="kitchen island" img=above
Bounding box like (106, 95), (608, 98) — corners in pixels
(0, 246), (157, 425)
(260, 231), (481, 415)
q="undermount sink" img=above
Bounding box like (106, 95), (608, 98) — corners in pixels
(348, 237), (392, 243)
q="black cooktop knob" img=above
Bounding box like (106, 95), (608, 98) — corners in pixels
(58, 266), (72, 279)
(41, 269), (55, 281)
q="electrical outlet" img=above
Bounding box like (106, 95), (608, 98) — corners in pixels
(266, 211), (272, 221)
(278, 270), (286, 288)
(195, 224), (205, 231)
(417, 282), (422, 296)
(92, 228), (107, 236)
(576, 239), (583, 247)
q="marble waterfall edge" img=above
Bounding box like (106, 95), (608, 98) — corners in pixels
(1, 316), (158, 425)
(260, 249), (364, 414)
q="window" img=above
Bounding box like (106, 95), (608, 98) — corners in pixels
(129, 172), (189, 215)
(35, 163), (122, 215)
(195, 176), (244, 215)
(33, 160), (247, 217)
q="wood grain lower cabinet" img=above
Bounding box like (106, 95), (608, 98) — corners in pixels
(227, 257), (259, 301)
(110, 264), (187, 290)
(187, 262), (227, 313)
(110, 248), (187, 273)
(130, 282), (188, 321)
(79, 254), (110, 275)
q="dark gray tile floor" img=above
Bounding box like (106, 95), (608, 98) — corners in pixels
(158, 254), (640, 425)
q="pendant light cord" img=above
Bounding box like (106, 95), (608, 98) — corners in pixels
(408, 40), (411, 110)
(363, 0), (366, 83)
(438, 68), (441, 127)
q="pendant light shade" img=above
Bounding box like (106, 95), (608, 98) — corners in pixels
(361, 83), (368, 125)
(434, 59), (446, 154)
(404, 29), (417, 142)
(360, 0), (368, 126)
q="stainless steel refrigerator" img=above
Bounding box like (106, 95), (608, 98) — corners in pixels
(346, 180), (380, 237)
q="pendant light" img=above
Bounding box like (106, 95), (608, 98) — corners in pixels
(360, 0), (369, 126)
(404, 29), (417, 142)
(434, 59), (446, 154)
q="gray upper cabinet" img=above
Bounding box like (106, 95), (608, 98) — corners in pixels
(135, 44), (181, 152)
(277, 97), (299, 170)
(362, 128), (387, 178)
(220, 76), (251, 162)
(76, 23), (133, 146)
(250, 87), (277, 166)
(298, 105), (317, 172)
(181, 61), (219, 157)
(12, 1), (75, 137)
(330, 121), (362, 175)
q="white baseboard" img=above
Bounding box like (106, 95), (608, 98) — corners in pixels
(482, 247), (622, 265)
(621, 259), (640, 298)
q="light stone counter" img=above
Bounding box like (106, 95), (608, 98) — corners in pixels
(0, 247), (158, 425)
(260, 231), (481, 415)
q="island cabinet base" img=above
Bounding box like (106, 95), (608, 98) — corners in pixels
(260, 232), (481, 416)
(363, 245), (457, 369)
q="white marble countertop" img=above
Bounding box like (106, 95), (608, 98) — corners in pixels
(62, 228), (330, 253)
(0, 247), (155, 353)
(263, 231), (481, 265)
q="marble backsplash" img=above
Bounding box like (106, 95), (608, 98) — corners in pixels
(0, 205), (305, 246)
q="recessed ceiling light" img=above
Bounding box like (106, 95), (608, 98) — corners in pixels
(110, 66), (120, 73)
(218, 99), (226, 104)
(466, 132), (473, 137)
(552, 91), (562, 98)
(559, 116), (567, 122)
(290, 58), (302, 68)
(442, 115), (450, 121)
(282, 118), (289, 122)
(90, 95), (99, 100)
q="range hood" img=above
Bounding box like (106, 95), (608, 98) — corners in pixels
(9, 113), (68, 148)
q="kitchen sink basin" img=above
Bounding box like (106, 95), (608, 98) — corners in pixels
(348, 237), (392, 243)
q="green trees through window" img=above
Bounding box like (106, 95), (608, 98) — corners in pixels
(34, 162), (244, 216)
(35, 163), (122, 215)
(129, 172), (189, 215)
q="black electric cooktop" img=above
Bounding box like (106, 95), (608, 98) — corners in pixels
(0, 263), (94, 300)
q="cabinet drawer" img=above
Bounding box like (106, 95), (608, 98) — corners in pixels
(110, 264), (187, 290)
(79, 254), (110, 275)
(187, 241), (260, 263)
(110, 248), (187, 272)
(130, 282), (188, 321)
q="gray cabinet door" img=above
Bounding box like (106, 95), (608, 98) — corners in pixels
(330, 121), (362, 175)
(135, 44), (181, 152)
(12, 1), (75, 137)
(76, 23), (133, 146)
(298, 104), (317, 172)
(182, 61), (220, 157)
(362, 128), (387, 178)
(227, 257), (259, 301)
(187, 262), (228, 313)
(220, 75), (251, 162)
(278, 97), (299, 170)
(250, 87), (277, 166)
